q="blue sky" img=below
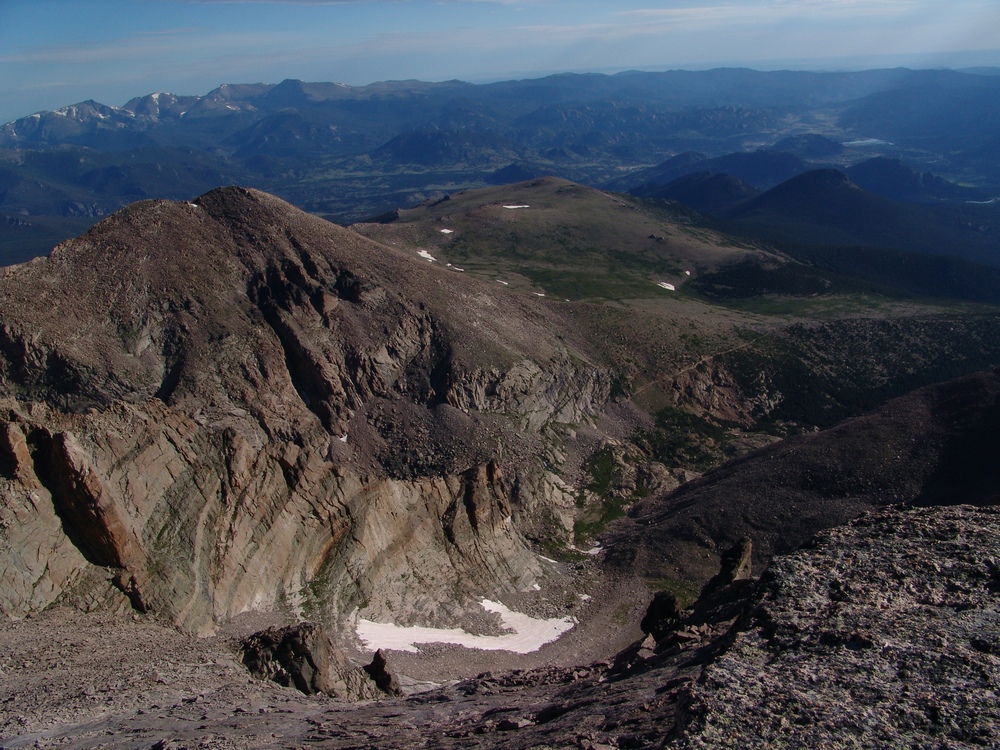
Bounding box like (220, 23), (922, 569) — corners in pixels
(2, 0), (1000, 124)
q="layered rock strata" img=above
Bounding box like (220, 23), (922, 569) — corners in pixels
(0, 187), (612, 633)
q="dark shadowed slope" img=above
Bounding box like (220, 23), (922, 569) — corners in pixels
(846, 156), (990, 204)
(616, 150), (809, 194)
(603, 366), (1000, 589)
(722, 168), (1000, 266)
(629, 171), (760, 215)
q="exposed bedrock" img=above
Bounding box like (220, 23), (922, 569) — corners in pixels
(241, 621), (399, 700)
(675, 505), (1000, 747)
(0, 187), (612, 633)
(0, 398), (554, 633)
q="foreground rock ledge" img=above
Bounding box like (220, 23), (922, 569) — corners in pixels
(676, 504), (1000, 748)
(3, 504), (1000, 748)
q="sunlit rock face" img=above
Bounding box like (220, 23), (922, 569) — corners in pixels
(0, 187), (612, 634)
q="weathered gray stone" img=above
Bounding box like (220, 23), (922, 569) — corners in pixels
(241, 621), (389, 700)
(675, 506), (1000, 748)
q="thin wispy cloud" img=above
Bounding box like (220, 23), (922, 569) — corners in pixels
(137, 27), (208, 36)
(0, 30), (298, 66)
(168, 0), (533, 4)
(2, 0), (998, 124)
(168, 1), (376, 4)
(616, 0), (918, 25)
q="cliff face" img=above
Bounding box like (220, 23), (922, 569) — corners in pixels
(0, 187), (612, 633)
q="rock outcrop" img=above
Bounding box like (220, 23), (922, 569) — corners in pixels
(241, 622), (396, 700)
(675, 505), (1000, 747)
(0, 187), (613, 634)
(4, 505), (1000, 748)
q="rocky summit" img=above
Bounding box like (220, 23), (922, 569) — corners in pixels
(2, 185), (1000, 748)
(0, 186), (615, 637)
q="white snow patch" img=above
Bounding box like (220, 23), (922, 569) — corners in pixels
(844, 138), (893, 147)
(356, 599), (574, 654)
(338, 434), (348, 443)
(685, 270), (692, 276)
(187, 203), (200, 209)
(657, 282), (676, 291)
(579, 594), (592, 601)
(585, 544), (603, 556)
(538, 555), (559, 565)
(417, 249), (437, 262)
(440, 229), (454, 234)
(496, 280), (509, 286)
(503, 205), (530, 210)
(534, 292), (546, 297)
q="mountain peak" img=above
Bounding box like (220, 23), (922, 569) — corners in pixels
(754, 168), (858, 200)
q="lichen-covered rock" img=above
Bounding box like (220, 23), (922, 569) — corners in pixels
(675, 505), (1000, 748)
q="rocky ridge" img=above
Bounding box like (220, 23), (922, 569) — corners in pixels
(604, 365), (1000, 590)
(676, 505), (1000, 747)
(0, 186), (612, 635)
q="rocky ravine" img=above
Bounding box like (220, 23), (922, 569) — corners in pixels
(0, 186), (613, 638)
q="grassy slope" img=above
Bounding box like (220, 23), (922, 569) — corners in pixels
(354, 177), (757, 302)
(353, 178), (1000, 495)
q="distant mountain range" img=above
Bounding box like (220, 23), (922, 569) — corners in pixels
(2, 66), (999, 266)
(6, 67), (1000, 749)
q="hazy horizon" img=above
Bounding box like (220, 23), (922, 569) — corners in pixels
(3, 0), (1000, 125)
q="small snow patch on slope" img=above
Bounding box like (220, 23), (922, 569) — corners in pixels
(356, 600), (574, 654)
